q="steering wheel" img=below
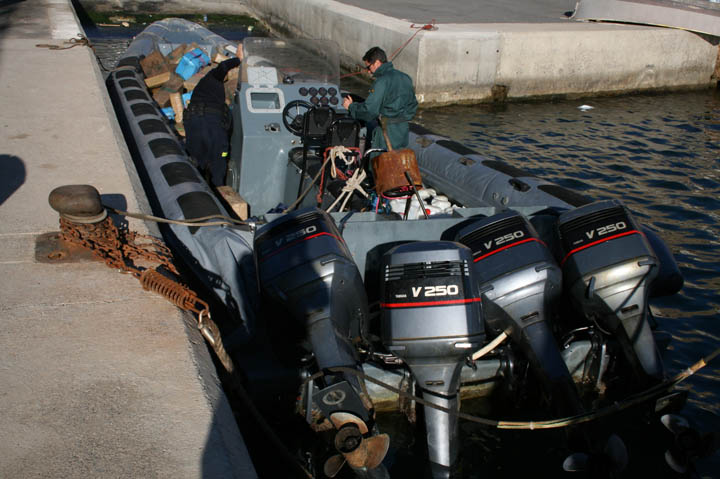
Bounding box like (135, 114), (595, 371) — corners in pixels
(282, 100), (313, 135)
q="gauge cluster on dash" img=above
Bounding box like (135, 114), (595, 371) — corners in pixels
(297, 86), (339, 106)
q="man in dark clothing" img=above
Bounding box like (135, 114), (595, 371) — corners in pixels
(184, 54), (241, 187)
(342, 47), (418, 151)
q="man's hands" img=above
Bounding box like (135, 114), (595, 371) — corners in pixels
(342, 95), (353, 110)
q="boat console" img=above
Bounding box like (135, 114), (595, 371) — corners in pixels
(227, 38), (359, 216)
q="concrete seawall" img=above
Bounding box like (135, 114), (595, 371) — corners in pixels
(77, 0), (719, 104)
(243, 0), (718, 105)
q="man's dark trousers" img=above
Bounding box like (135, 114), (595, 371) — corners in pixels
(185, 112), (228, 187)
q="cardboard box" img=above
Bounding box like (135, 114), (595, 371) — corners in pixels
(226, 66), (239, 81)
(224, 77), (236, 106)
(140, 50), (169, 78)
(169, 92), (184, 124)
(160, 93), (192, 121)
(144, 71), (172, 89)
(216, 186), (249, 220)
(213, 52), (230, 64)
(223, 67), (240, 105)
(166, 44), (188, 65)
(152, 73), (185, 107)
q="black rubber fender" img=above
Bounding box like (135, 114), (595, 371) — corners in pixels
(643, 226), (684, 298)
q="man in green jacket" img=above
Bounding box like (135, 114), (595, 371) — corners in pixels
(342, 47), (418, 151)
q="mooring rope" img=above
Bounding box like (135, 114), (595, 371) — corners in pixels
(388, 20), (438, 62)
(35, 34), (117, 72)
(103, 205), (252, 229)
(35, 36), (89, 50)
(341, 20), (437, 79)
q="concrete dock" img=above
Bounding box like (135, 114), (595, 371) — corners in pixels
(0, 0), (255, 477)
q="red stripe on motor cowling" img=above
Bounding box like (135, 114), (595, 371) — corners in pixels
(381, 297), (482, 308)
(473, 237), (545, 263)
(259, 232), (342, 262)
(560, 230), (642, 266)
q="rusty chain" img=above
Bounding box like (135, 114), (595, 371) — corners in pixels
(58, 215), (239, 370)
(60, 216), (176, 275)
(57, 216), (234, 362)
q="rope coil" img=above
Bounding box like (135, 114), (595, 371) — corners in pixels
(326, 168), (369, 213)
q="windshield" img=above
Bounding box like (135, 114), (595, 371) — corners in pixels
(242, 38), (340, 86)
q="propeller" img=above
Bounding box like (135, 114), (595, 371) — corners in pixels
(322, 412), (390, 478)
(661, 413), (718, 474)
(563, 434), (629, 477)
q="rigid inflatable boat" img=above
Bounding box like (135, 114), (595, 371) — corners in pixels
(106, 18), (689, 479)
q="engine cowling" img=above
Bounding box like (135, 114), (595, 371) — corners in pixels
(380, 241), (484, 476)
(455, 210), (583, 416)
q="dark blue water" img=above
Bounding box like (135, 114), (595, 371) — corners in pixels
(89, 23), (720, 474)
(414, 92), (720, 475)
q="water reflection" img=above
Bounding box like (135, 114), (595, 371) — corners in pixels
(416, 92), (720, 472)
(415, 90), (720, 316)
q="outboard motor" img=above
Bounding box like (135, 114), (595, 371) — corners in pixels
(380, 241), (484, 478)
(254, 208), (388, 473)
(556, 199), (664, 384)
(455, 211), (584, 417)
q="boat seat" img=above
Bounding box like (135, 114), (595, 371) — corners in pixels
(295, 107), (336, 184)
(296, 108), (362, 200)
(314, 118), (363, 206)
(321, 117), (362, 178)
(302, 106), (336, 149)
(327, 117), (361, 150)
